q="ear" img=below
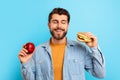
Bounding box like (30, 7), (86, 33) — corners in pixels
(48, 22), (50, 29)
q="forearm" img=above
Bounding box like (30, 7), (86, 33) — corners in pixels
(90, 47), (105, 78)
(21, 59), (35, 80)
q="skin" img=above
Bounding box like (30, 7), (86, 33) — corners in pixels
(48, 14), (69, 44)
(18, 14), (98, 63)
(77, 32), (98, 47)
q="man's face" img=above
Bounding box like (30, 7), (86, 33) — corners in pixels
(48, 14), (69, 40)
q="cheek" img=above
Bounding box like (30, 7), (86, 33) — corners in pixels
(65, 25), (69, 31)
(49, 25), (53, 30)
(50, 24), (57, 29)
(49, 23), (55, 29)
(49, 27), (55, 32)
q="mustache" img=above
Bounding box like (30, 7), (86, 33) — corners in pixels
(54, 27), (65, 31)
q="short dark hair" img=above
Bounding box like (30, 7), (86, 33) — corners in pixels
(48, 8), (70, 23)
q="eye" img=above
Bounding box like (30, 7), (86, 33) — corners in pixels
(52, 20), (58, 24)
(61, 20), (67, 24)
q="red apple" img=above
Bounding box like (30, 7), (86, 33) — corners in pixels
(24, 42), (35, 54)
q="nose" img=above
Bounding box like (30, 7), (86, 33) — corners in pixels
(57, 22), (62, 28)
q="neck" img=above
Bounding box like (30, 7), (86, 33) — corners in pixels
(51, 37), (66, 44)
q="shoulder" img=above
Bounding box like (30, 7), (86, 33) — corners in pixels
(32, 41), (50, 57)
(67, 39), (87, 48)
(35, 41), (50, 50)
(67, 39), (91, 51)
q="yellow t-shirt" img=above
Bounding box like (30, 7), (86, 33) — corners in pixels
(50, 41), (66, 80)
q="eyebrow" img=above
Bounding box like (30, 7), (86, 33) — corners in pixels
(52, 19), (67, 22)
(52, 19), (58, 22)
(61, 20), (67, 22)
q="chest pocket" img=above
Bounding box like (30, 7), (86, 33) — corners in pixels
(68, 58), (84, 75)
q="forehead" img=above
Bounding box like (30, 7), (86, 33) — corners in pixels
(51, 14), (68, 20)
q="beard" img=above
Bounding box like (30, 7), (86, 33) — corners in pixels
(50, 27), (67, 40)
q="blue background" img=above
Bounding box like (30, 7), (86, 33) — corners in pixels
(0, 0), (120, 80)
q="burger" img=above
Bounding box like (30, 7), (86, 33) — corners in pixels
(77, 32), (92, 42)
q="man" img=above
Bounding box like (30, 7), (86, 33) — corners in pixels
(18, 8), (105, 80)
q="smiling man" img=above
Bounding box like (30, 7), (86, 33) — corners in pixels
(18, 8), (105, 80)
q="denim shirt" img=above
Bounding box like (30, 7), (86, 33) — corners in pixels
(21, 39), (105, 80)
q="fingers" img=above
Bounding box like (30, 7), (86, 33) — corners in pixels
(18, 48), (28, 57)
(22, 48), (28, 53)
(83, 32), (93, 37)
(77, 32), (98, 47)
(18, 45), (35, 63)
(83, 32), (97, 41)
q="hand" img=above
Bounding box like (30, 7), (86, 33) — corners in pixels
(18, 45), (34, 63)
(77, 32), (98, 47)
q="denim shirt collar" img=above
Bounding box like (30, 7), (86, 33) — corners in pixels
(41, 38), (75, 49)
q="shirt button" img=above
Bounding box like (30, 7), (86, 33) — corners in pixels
(74, 59), (78, 62)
